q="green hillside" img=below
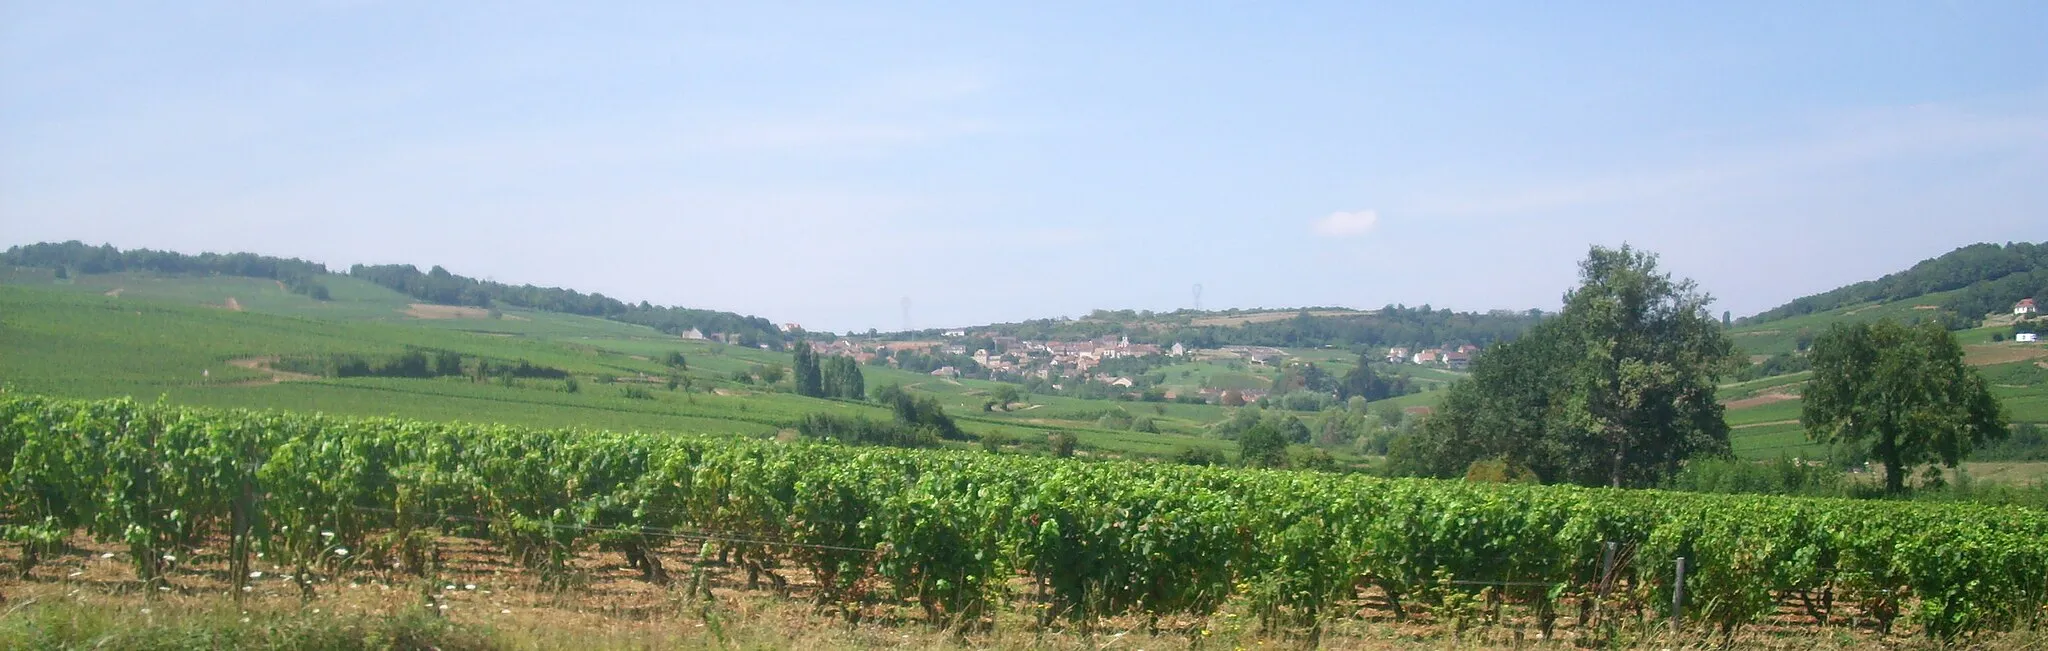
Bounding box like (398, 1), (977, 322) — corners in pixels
(0, 281), (1243, 460)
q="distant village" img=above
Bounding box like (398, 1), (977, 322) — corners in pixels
(679, 323), (1482, 400)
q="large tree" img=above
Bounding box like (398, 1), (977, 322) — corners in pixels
(1802, 319), (2007, 494)
(792, 343), (824, 398)
(1390, 245), (1735, 488)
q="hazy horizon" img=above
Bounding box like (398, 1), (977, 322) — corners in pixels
(5, 2), (2045, 332)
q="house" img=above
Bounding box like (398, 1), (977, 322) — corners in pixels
(931, 366), (961, 378)
(943, 329), (968, 338)
(1108, 377), (1135, 388)
(1411, 350), (1440, 365)
(1386, 347), (1410, 364)
(2018, 299), (2039, 316)
(778, 323), (802, 333)
(1457, 344), (1480, 355)
(2020, 333), (2040, 343)
(1443, 351), (1471, 370)
(945, 345), (967, 355)
(679, 328), (707, 341)
(1170, 342), (1186, 357)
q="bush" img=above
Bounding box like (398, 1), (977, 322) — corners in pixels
(1131, 416), (1159, 433)
(1464, 457), (1539, 484)
(1286, 444), (1337, 471)
(1096, 408), (1135, 431)
(1976, 423), (2048, 461)
(1048, 432), (1078, 458)
(979, 432), (1016, 453)
(1239, 423), (1289, 468)
(1174, 447), (1224, 466)
(1665, 457), (1843, 497)
(621, 385), (653, 400)
(562, 376), (580, 393)
(796, 413), (936, 448)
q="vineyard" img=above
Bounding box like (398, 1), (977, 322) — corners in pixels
(4, 395), (2047, 643)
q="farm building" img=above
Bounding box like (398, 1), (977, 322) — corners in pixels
(2018, 298), (2039, 316)
(2020, 333), (2040, 343)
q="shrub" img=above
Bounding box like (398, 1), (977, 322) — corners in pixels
(979, 432), (1016, 453)
(1048, 432), (1078, 458)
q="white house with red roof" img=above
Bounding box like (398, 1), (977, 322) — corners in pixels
(2017, 298), (2039, 316)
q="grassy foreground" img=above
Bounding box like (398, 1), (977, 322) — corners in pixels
(10, 577), (2043, 651)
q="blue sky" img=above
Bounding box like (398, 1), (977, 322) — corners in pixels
(4, 2), (2044, 333)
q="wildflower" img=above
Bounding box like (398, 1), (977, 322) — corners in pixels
(333, 548), (349, 556)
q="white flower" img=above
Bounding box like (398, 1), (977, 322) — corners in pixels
(249, 571), (264, 578)
(320, 531), (335, 538)
(240, 617), (250, 623)
(333, 548), (349, 556)
(445, 585), (457, 591)
(162, 554), (176, 562)
(464, 584), (476, 590)
(500, 609), (511, 614)
(101, 553), (115, 559)
(437, 604), (448, 611)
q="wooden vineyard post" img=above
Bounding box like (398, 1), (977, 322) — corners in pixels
(1671, 557), (1688, 635)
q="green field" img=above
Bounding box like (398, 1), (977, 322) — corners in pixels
(0, 280), (1239, 460)
(1726, 288), (1967, 358)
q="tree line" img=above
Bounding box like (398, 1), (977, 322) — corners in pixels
(6, 240), (332, 298)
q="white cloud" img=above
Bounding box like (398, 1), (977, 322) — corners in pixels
(1311, 210), (1380, 237)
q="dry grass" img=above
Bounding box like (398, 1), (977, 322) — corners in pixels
(8, 530), (2033, 650)
(404, 303), (494, 319)
(1964, 343), (2048, 367)
(1722, 387), (1800, 410)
